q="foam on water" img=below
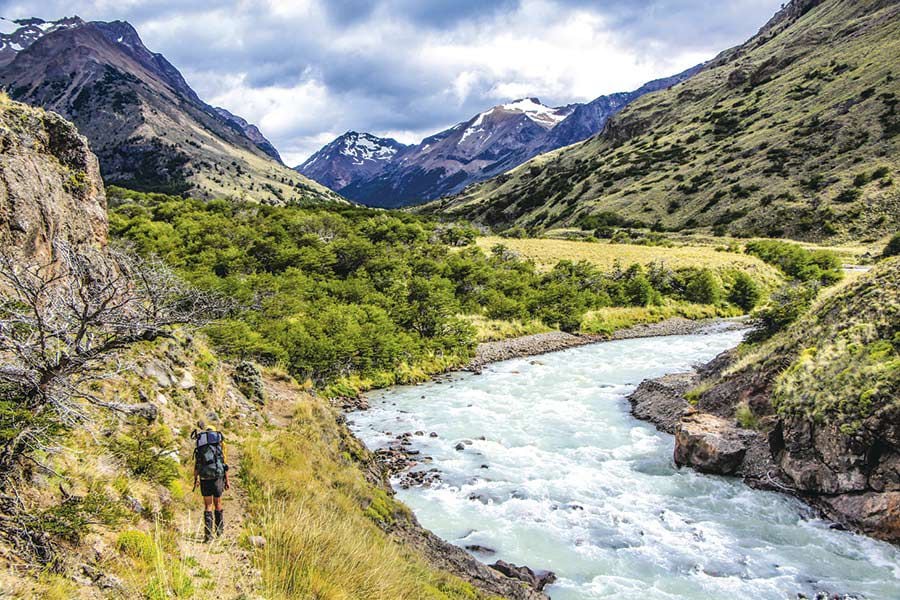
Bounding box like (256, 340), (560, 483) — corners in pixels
(350, 329), (900, 599)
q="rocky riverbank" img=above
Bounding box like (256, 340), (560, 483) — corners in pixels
(628, 355), (900, 545)
(468, 317), (745, 371)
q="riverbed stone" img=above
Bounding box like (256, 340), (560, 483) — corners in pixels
(673, 412), (752, 475)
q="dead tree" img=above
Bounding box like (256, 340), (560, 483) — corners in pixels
(0, 243), (227, 564)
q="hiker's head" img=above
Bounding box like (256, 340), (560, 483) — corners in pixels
(197, 420), (207, 431)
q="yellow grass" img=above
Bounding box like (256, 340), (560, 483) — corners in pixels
(476, 236), (783, 286)
(241, 402), (491, 600)
(463, 315), (553, 342)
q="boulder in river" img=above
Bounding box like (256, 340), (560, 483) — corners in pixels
(673, 412), (752, 475)
(489, 560), (557, 592)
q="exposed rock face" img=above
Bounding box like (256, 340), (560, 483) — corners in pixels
(673, 412), (752, 475)
(627, 372), (696, 434)
(0, 97), (107, 261)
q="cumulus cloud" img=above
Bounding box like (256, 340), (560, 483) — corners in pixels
(0, 0), (783, 164)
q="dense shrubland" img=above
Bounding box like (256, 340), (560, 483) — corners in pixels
(108, 188), (768, 394)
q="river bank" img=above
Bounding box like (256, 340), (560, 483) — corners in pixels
(467, 316), (747, 371)
(627, 357), (900, 546)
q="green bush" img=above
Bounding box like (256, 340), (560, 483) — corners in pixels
(748, 282), (818, 342)
(683, 269), (722, 305)
(728, 271), (762, 311)
(745, 240), (841, 285)
(106, 424), (180, 486)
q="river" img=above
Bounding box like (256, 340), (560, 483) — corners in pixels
(350, 328), (900, 599)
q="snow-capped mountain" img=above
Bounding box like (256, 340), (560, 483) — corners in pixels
(297, 132), (409, 191)
(0, 16), (82, 67)
(300, 66), (700, 208)
(300, 98), (578, 208)
(0, 16), (338, 204)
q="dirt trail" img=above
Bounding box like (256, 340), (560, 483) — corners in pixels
(174, 377), (301, 599)
(177, 447), (260, 599)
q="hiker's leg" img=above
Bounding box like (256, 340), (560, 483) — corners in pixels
(213, 479), (224, 535)
(202, 495), (215, 542)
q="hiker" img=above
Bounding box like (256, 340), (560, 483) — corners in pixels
(192, 421), (230, 542)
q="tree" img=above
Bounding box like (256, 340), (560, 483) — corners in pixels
(684, 269), (722, 305)
(0, 243), (226, 564)
(0, 243), (226, 478)
(728, 271), (762, 311)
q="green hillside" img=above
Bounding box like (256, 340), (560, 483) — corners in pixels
(423, 0), (900, 241)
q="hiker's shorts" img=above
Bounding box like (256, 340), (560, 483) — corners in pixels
(199, 477), (225, 498)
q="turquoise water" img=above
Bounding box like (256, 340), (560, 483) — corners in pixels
(351, 329), (900, 599)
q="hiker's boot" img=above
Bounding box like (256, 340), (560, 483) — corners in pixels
(203, 510), (214, 543)
(214, 509), (224, 537)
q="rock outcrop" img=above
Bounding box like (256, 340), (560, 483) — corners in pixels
(673, 411), (753, 475)
(629, 259), (900, 543)
(0, 95), (107, 261)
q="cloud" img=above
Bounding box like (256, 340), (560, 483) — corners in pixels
(0, 0), (783, 165)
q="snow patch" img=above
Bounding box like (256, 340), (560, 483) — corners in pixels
(499, 98), (569, 127)
(339, 133), (399, 162)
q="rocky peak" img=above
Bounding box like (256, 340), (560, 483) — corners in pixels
(296, 131), (408, 191)
(0, 16), (83, 67)
(0, 95), (107, 261)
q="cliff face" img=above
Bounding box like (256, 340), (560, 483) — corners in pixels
(0, 94), (107, 261)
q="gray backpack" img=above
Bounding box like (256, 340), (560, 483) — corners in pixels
(195, 431), (225, 480)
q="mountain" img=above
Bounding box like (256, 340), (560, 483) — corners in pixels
(213, 106), (283, 163)
(423, 0), (900, 241)
(300, 69), (698, 208)
(0, 17), (341, 204)
(297, 131), (409, 191)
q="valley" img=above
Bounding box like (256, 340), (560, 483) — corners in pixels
(0, 0), (897, 599)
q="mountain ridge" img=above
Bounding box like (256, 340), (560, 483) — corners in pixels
(298, 67), (700, 208)
(422, 0), (899, 241)
(0, 16), (340, 204)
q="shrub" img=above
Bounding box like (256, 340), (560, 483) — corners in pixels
(728, 271), (762, 311)
(735, 402), (760, 429)
(745, 240), (841, 285)
(748, 283), (818, 342)
(683, 269), (722, 305)
(106, 424), (180, 486)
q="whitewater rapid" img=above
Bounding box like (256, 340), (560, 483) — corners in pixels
(350, 328), (900, 599)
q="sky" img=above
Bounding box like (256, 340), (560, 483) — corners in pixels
(0, 0), (784, 165)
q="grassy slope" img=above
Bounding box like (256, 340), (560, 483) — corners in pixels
(425, 0), (900, 241)
(727, 257), (899, 430)
(1, 333), (496, 600)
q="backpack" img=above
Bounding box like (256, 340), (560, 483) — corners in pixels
(194, 430), (225, 480)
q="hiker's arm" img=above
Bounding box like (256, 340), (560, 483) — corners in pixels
(192, 454), (199, 490)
